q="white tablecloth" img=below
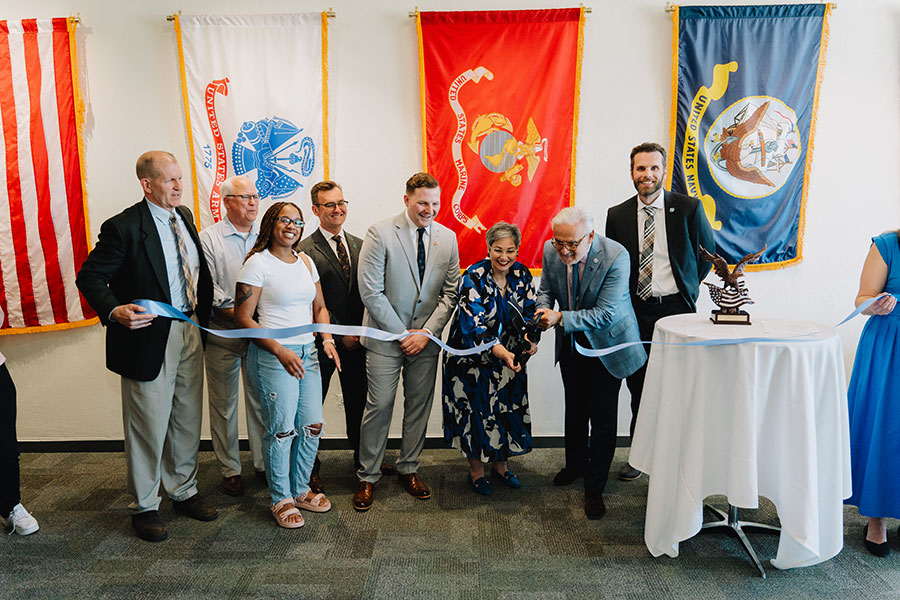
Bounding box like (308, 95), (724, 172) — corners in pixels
(629, 315), (851, 569)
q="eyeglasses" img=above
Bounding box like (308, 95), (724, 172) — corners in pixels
(224, 194), (260, 201)
(551, 233), (589, 251)
(276, 216), (305, 227)
(315, 200), (349, 210)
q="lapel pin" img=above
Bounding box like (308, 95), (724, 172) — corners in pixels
(669, 207), (675, 213)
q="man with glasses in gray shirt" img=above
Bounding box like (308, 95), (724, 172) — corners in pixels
(200, 175), (266, 496)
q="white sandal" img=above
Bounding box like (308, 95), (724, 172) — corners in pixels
(295, 492), (332, 513)
(271, 499), (304, 529)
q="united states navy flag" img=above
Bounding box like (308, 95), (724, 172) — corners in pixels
(667, 4), (831, 269)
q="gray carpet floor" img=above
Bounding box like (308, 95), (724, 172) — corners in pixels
(0, 447), (896, 599)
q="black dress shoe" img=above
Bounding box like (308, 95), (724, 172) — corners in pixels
(172, 494), (218, 522)
(584, 491), (606, 520)
(553, 467), (584, 486)
(864, 524), (890, 557)
(222, 475), (244, 496)
(132, 510), (167, 542)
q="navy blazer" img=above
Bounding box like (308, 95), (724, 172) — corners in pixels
(605, 190), (714, 311)
(536, 234), (646, 379)
(76, 199), (212, 381)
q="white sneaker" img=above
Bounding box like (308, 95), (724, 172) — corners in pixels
(2, 503), (39, 535)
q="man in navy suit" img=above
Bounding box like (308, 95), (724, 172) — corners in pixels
(297, 180), (367, 491)
(536, 206), (646, 519)
(605, 142), (715, 481)
(77, 151), (217, 542)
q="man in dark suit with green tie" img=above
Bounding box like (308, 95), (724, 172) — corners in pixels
(297, 180), (367, 491)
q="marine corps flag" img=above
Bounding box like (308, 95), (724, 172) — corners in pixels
(668, 4), (831, 269)
(417, 9), (584, 271)
(175, 13), (328, 229)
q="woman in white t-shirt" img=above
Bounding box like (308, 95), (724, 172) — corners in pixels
(235, 202), (341, 529)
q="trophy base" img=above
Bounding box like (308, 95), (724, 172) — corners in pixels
(710, 310), (751, 325)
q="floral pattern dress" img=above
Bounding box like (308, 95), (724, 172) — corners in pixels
(442, 259), (536, 462)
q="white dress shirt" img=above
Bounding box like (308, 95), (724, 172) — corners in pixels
(404, 212), (431, 260)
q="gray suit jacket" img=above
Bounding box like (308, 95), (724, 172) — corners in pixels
(536, 235), (646, 379)
(357, 212), (460, 357)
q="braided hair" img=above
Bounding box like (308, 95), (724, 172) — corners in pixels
(244, 201), (304, 263)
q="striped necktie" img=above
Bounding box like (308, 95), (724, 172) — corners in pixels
(333, 234), (351, 279)
(169, 214), (197, 310)
(637, 206), (656, 301)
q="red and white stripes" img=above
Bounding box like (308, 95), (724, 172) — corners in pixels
(0, 18), (94, 333)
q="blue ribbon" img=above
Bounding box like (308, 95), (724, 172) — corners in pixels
(134, 299), (496, 357)
(574, 294), (898, 359)
(136, 294), (896, 360)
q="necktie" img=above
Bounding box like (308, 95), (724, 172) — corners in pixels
(570, 263), (579, 310)
(416, 227), (426, 283)
(637, 206), (656, 300)
(169, 214), (197, 310)
(333, 234), (351, 279)
(569, 263), (580, 351)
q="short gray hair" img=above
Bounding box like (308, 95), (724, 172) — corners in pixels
(551, 206), (594, 231)
(485, 221), (521, 248)
(220, 175), (255, 199)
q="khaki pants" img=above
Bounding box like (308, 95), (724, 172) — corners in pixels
(205, 333), (265, 477)
(121, 321), (203, 513)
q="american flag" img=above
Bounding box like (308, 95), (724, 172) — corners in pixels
(0, 17), (95, 333)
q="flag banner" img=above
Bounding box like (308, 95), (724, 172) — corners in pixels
(417, 9), (584, 272)
(0, 17), (95, 334)
(668, 4), (831, 269)
(175, 13), (328, 229)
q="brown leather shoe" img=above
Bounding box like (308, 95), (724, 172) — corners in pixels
(172, 494), (218, 522)
(222, 475), (244, 496)
(131, 510), (167, 542)
(397, 473), (431, 499)
(353, 481), (374, 512)
(584, 491), (606, 520)
(309, 472), (325, 494)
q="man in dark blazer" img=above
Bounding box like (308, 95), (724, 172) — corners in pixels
(605, 142), (715, 481)
(537, 206), (647, 520)
(76, 151), (216, 542)
(297, 180), (367, 492)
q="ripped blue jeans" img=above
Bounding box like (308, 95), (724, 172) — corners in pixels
(248, 342), (323, 505)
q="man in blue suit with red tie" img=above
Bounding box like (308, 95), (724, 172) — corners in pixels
(536, 206), (646, 520)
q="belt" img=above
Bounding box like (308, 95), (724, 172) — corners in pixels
(637, 293), (682, 305)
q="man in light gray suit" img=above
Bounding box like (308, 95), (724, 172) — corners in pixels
(352, 173), (460, 511)
(536, 206), (646, 520)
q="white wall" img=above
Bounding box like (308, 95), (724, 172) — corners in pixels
(1, 0), (897, 441)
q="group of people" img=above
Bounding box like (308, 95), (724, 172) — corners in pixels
(62, 143), (719, 540)
(4, 143), (895, 550)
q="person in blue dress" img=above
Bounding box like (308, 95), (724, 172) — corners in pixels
(442, 222), (537, 496)
(846, 229), (900, 557)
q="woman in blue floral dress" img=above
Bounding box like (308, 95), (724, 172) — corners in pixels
(442, 222), (537, 496)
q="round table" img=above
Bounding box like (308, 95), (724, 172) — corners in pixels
(629, 314), (851, 573)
